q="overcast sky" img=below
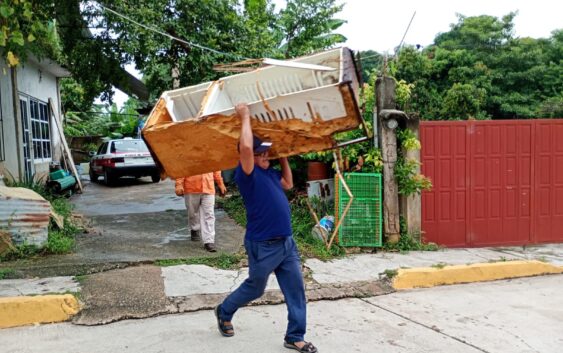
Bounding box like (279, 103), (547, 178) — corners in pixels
(111, 0), (561, 107)
(334, 0), (562, 53)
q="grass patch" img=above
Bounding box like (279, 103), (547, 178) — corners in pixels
(74, 275), (88, 284)
(0, 268), (15, 279)
(431, 262), (448, 269)
(382, 269), (398, 279)
(218, 193), (246, 227)
(155, 253), (245, 270)
(46, 230), (75, 254)
(1, 176), (82, 261)
(384, 217), (440, 252)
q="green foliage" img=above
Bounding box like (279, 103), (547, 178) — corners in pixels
(393, 14), (563, 119)
(64, 101), (141, 138)
(395, 79), (415, 111)
(0, 268), (15, 279)
(220, 191), (345, 261)
(358, 50), (383, 82)
(441, 83), (487, 119)
(155, 253), (245, 270)
(362, 148), (383, 173)
(382, 269), (398, 279)
(218, 192), (247, 227)
(384, 217), (439, 252)
(279, 0), (346, 58)
(0, 0), (62, 67)
(395, 129), (432, 196)
(3, 171), (48, 197)
(39, 0), (348, 112)
(46, 230), (75, 254)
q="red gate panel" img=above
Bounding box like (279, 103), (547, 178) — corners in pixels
(469, 122), (532, 246)
(421, 119), (563, 247)
(421, 122), (467, 247)
(534, 121), (563, 243)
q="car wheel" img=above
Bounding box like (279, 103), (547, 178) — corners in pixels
(104, 169), (115, 186)
(151, 173), (160, 183)
(89, 167), (99, 183)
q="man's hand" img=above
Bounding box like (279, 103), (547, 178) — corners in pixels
(235, 103), (250, 120)
(175, 188), (184, 197)
(219, 185), (227, 196)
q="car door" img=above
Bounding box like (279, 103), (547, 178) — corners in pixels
(91, 142), (108, 174)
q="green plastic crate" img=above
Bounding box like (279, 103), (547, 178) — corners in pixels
(337, 173), (383, 247)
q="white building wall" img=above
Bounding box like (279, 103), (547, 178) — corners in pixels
(0, 60), (21, 180)
(16, 60), (63, 178)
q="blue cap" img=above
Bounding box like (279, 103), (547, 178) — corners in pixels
(253, 135), (272, 154)
(238, 135), (272, 153)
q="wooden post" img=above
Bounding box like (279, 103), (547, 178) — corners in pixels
(376, 76), (401, 243)
(10, 68), (24, 179)
(399, 118), (422, 240)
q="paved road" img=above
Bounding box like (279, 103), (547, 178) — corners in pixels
(0, 177), (244, 278)
(1, 275), (561, 353)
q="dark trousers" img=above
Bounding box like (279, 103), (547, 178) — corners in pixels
(219, 236), (306, 343)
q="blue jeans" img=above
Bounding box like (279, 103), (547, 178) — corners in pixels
(219, 236), (306, 343)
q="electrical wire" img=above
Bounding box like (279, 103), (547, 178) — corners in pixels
(97, 3), (247, 60)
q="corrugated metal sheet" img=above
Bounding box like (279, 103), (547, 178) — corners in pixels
(0, 187), (50, 247)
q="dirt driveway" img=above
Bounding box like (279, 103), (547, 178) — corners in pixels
(1, 177), (244, 278)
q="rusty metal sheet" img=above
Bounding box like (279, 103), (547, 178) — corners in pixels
(0, 186), (51, 247)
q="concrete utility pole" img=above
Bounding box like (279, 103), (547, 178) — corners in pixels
(376, 76), (401, 243)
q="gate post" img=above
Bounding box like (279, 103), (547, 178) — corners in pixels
(376, 76), (401, 243)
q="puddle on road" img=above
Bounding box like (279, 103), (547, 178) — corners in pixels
(156, 227), (189, 247)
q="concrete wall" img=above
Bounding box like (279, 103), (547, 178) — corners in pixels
(0, 59), (63, 180)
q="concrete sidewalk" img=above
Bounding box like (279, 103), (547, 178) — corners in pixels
(1, 244), (563, 329)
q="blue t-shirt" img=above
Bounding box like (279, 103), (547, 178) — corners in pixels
(234, 164), (292, 241)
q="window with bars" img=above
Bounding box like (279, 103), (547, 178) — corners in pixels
(19, 96), (52, 162)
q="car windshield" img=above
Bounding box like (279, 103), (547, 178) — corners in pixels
(110, 140), (149, 153)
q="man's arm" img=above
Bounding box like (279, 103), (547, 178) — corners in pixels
(213, 171), (227, 195)
(236, 104), (254, 175)
(174, 178), (185, 196)
(279, 157), (293, 190)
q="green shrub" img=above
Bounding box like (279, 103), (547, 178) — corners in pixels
(220, 191), (345, 261)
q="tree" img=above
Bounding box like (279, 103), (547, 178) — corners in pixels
(279, 0), (346, 58)
(0, 0), (61, 68)
(393, 13), (562, 119)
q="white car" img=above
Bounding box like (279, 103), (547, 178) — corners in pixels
(89, 138), (160, 185)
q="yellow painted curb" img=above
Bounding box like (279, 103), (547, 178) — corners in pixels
(0, 294), (80, 329)
(392, 260), (563, 290)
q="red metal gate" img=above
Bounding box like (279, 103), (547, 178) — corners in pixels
(421, 119), (563, 247)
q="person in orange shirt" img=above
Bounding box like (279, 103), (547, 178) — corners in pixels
(175, 172), (226, 252)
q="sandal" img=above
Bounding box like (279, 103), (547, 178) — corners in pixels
(284, 341), (318, 353)
(214, 305), (234, 337)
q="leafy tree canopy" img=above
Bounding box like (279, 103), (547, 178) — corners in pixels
(391, 13), (563, 119)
